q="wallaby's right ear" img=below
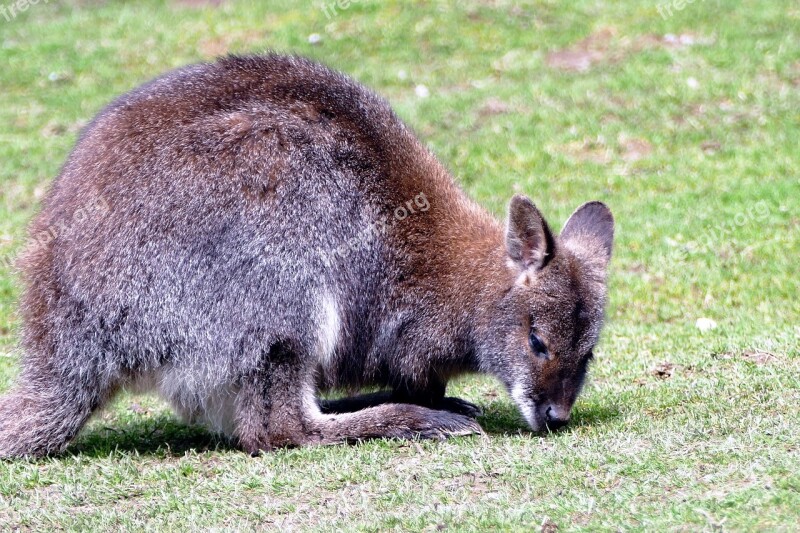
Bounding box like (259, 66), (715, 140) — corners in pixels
(506, 195), (555, 271)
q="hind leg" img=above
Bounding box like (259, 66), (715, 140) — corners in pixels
(0, 367), (114, 459)
(233, 339), (482, 453)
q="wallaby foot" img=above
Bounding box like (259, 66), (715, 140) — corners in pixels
(239, 393), (483, 452)
(242, 402), (483, 451)
(240, 394), (483, 451)
(312, 403), (483, 445)
(320, 391), (483, 418)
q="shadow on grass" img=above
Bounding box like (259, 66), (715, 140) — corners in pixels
(62, 399), (621, 458)
(67, 414), (232, 458)
(477, 399), (621, 436)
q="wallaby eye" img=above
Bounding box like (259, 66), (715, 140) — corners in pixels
(529, 332), (549, 359)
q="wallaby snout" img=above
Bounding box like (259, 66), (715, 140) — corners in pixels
(541, 404), (570, 431)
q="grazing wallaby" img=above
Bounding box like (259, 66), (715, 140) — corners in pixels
(0, 54), (614, 458)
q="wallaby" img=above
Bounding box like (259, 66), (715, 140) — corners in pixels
(0, 54), (614, 458)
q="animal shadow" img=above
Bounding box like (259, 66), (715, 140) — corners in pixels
(61, 398), (620, 458)
(67, 414), (232, 458)
(477, 399), (621, 436)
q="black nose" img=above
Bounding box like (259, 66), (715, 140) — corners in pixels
(545, 407), (570, 430)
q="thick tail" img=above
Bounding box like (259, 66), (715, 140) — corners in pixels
(0, 384), (100, 459)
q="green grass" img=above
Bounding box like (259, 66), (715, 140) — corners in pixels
(1, 0), (799, 530)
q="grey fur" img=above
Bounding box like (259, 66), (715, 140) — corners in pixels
(0, 54), (614, 457)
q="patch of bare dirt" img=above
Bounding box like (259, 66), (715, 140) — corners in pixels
(547, 30), (712, 73)
(483, 388), (500, 400)
(545, 28), (617, 73)
(559, 138), (613, 164)
(620, 137), (653, 162)
(791, 61), (800, 86)
(199, 37), (231, 58)
(40, 121), (67, 138)
(701, 140), (722, 155)
(128, 402), (151, 415)
(540, 518), (559, 533)
(623, 262), (648, 275)
(651, 361), (675, 379)
(554, 134), (653, 165)
(198, 29), (266, 58)
(742, 350), (779, 366)
(570, 512), (593, 527)
(477, 97), (511, 117)
(632, 32), (710, 51)
(715, 350), (784, 367)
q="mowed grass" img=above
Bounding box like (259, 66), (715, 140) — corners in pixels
(1, 0), (799, 530)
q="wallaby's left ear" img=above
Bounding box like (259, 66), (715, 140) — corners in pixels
(560, 201), (614, 268)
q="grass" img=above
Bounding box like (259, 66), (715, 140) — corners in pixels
(1, 0), (798, 530)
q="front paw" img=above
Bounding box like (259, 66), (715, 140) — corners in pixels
(437, 397), (483, 418)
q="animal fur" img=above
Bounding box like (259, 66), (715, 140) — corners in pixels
(0, 54), (614, 457)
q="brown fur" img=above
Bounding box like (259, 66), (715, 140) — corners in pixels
(0, 54), (613, 457)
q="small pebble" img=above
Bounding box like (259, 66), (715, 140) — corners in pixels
(696, 317), (717, 332)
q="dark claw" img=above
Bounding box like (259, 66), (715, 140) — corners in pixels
(437, 397), (483, 418)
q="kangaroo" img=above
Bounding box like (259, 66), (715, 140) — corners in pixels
(0, 54), (614, 458)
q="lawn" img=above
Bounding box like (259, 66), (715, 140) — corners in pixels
(0, 0), (798, 530)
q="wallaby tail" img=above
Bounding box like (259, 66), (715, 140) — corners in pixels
(0, 383), (100, 459)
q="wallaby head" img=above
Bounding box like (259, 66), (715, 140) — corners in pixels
(479, 196), (614, 432)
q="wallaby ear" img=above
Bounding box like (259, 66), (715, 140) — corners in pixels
(560, 201), (614, 268)
(506, 195), (555, 271)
